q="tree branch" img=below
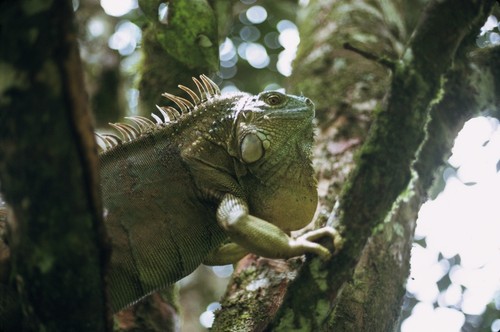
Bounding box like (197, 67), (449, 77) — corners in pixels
(329, 0), (493, 293)
(213, 0), (496, 331)
(343, 42), (396, 70)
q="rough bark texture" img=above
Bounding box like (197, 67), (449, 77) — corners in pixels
(0, 0), (111, 331)
(213, 0), (497, 331)
(136, 0), (220, 117)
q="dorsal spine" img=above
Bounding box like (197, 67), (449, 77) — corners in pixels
(96, 75), (221, 152)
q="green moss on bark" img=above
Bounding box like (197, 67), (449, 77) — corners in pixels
(137, 0), (219, 116)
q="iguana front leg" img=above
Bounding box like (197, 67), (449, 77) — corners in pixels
(216, 194), (339, 260)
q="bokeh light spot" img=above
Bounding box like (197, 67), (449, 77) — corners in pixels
(199, 311), (215, 328)
(108, 21), (141, 55)
(221, 84), (240, 94)
(491, 319), (500, 332)
(277, 50), (294, 76)
(481, 15), (498, 34)
(158, 3), (168, 24)
(246, 5), (267, 24)
(245, 43), (270, 68)
(278, 27), (300, 49)
(264, 32), (281, 49)
(489, 32), (500, 44)
(100, 0), (138, 17)
(211, 265), (233, 278)
(219, 66), (237, 79)
(275, 21), (300, 76)
(219, 38), (236, 61)
(264, 83), (282, 91)
(277, 19), (297, 33)
(240, 25), (261, 42)
(199, 302), (222, 328)
(88, 18), (106, 37)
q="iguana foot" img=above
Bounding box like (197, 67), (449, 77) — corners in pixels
(293, 226), (344, 260)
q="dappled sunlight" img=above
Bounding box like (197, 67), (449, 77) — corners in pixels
(417, 175), (500, 264)
(477, 15), (500, 47)
(404, 117), (500, 331)
(277, 20), (300, 77)
(199, 302), (221, 328)
(402, 304), (465, 332)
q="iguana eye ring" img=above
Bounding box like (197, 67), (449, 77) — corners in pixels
(264, 93), (285, 106)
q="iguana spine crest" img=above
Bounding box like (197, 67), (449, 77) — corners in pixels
(96, 74), (221, 152)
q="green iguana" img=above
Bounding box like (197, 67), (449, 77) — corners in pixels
(1, 75), (340, 314)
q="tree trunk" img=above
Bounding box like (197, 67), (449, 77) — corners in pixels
(0, 1), (112, 331)
(213, 0), (498, 331)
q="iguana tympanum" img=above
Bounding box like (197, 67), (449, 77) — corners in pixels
(1, 75), (340, 314)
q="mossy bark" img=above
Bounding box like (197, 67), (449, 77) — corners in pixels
(213, 1), (498, 331)
(0, 0), (111, 331)
(137, 0), (220, 117)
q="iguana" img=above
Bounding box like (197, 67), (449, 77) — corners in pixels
(1, 75), (340, 315)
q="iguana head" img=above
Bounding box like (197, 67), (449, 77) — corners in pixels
(228, 91), (318, 232)
(230, 91), (315, 165)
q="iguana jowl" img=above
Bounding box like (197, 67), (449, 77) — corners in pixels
(99, 75), (339, 311)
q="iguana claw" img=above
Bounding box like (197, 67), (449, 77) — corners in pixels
(294, 226), (344, 260)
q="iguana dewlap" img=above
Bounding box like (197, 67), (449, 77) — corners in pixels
(97, 75), (338, 311)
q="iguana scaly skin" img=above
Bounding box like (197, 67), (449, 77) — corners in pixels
(1, 75), (340, 314)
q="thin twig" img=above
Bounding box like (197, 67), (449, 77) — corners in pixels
(343, 42), (396, 71)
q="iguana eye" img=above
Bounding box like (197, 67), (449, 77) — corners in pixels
(240, 133), (264, 164)
(264, 93), (285, 106)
